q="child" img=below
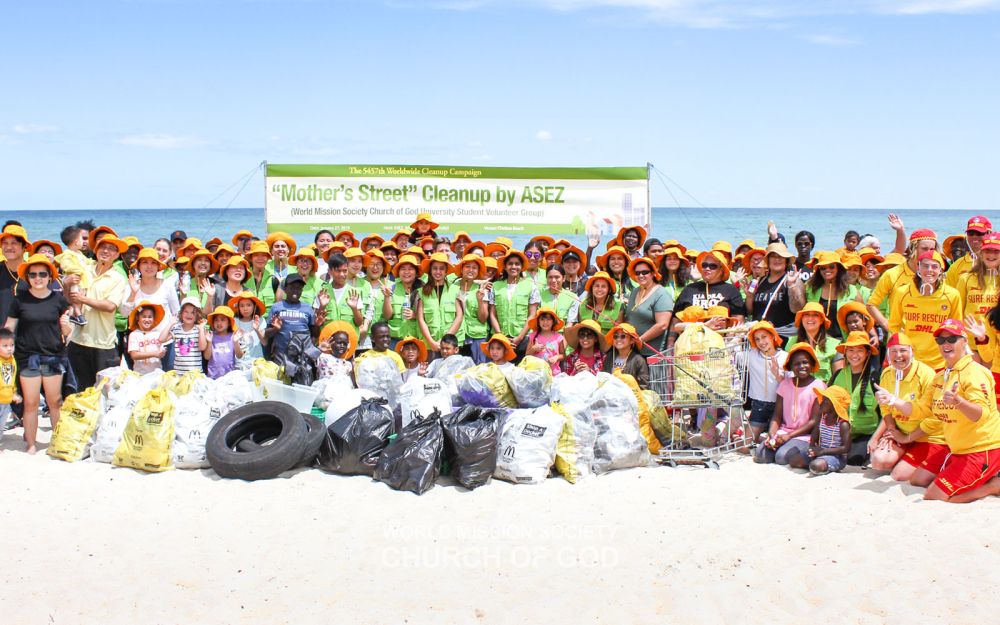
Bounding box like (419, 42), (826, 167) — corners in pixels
(526, 306), (566, 375)
(426, 333), (460, 377)
(54, 224), (93, 325)
(230, 291), (266, 370)
(354, 322), (406, 372)
(127, 301), (173, 374)
(204, 306), (242, 379)
(265, 273), (321, 357)
(172, 297), (208, 373)
(807, 386), (853, 475)
(755, 343), (825, 467)
(0, 328), (22, 435)
(747, 321), (789, 440)
(410, 212), (439, 242)
(395, 336), (429, 381)
(481, 334), (516, 372)
(317, 320), (357, 379)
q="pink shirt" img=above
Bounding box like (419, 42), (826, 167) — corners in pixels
(528, 331), (566, 375)
(775, 377), (825, 441)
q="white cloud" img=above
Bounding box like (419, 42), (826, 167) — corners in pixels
(799, 33), (860, 46)
(536, 130), (553, 141)
(12, 123), (59, 134)
(116, 133), (211, 149)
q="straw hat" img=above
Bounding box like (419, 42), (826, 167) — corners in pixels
(615, 226), (647, 249)
(836, 330), (878, 356)
(627, 256), (661, 282)
(596, 246), (629, 271)
(87, 225), (117, 252)
(227, 291), (265, 317)
(410, 212), (440, 230)
(207, 305), (237, 332)
(794, 302), (832, 329)
(813, 386), (852, 422)
(784, 343), (819, 372)
(392, 254), (424, 278)
(266, 231), (297, 255)
(128, 300), (166, 331)
(318, 320), (358, 360)
(606, 323), (643, 350)
(837, 301), (874, 334)
(420, 252), (454, 275)
(18, 254), (59, 281)
(395, 336), (429, 362)
(748, 321), (782, 350)
(564, 319), (609, 352)
(220, 255), (251, 281)
(231, 229), (255, 246)
(480, 334), (516, 362)
(453, 253), (486, 279)
(0, 225), (30, 247)
(188, 248), (220, 275)
(131, 247), (166, 271)
(528, 306), (565, 333)
(28, 239), (63, 256)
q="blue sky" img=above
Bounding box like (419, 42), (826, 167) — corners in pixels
(2, 0), (998, 210)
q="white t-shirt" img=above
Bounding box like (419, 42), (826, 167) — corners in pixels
(748, 349), (789, 402)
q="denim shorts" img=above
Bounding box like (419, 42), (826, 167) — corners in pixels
(748, 399), (776, 427)
(19, 361), (63, 378)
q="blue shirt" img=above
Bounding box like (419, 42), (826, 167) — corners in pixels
(269, 300), (315, 355)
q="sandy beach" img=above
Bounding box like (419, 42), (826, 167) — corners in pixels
(3, 424), (999, 625)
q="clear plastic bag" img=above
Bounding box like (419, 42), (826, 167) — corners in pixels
(589, 373), (650, 474)
(355, 356), (403, 412)
(457, 363), (517, 408)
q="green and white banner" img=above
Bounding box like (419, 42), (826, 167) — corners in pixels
(265, 164), (650, 237)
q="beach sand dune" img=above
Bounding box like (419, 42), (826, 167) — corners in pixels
(2, 427), (999, 625)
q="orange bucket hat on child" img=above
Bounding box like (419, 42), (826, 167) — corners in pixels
(748, 321), (782, 350)
(207, 305), (237, 332)
(837, 301), (874, 334)
(227, 291), (266, 317)
(605, 323), (643, 350)
(836, 330), (878, 356)
(794, 302), (832, 329)
(128, 300), (165, 331)
(410, 212), (440, 230)
(528, 306), (565, 333)
(480, 334), (516, 362)
(318, 320), (358, 360)
(784, 343), (819, 373)
(813, 386), (852, 422)
(395, 336), (429, 362)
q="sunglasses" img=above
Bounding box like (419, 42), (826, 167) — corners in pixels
(700, 263), (721, 270)
(525, 251), (542, 259)
(578, 330), (596, 339)
(934, 335), (963, 345)
(27, 271), (49, 279)
(634, 269), (653, 277)
(613, 332), (629, 340)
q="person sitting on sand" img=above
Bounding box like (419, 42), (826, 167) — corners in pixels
(317, 320), (357, 381)
(807, 386), (853, 475)
(755, 343), (824, 468)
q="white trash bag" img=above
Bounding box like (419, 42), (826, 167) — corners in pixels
(355, 356), (402, 412)
(589, 373), (649, 474)
(211, 370), (254, 417)
(107, 369), (164, 411)
(551, 371), (600, 405)
(397, 375), (452, 429)
(504, 355), (553, 408)
(312, 374), (354, 411)
(325, 387), (380, 424)
(493, 406), (564, 485)
(553, 401), (597, 483)
(172, 393), (218, 469)
(430, 354), (475, 406)
(90, 403), (132, 463)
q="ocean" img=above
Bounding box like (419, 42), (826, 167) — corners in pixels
(3, 207), (984, 255)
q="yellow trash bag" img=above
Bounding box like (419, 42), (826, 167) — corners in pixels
(252, 358), (282, 387)
(642, 389), (684, 447)
(47, 381), (106, 462)
(159, 369), (204, 396)
(614, 372), (662, 454)
(457, 363), (517, 408)
(552, 401), (596, 483)
(672, 323), (736, 405)
(113, 388), (176, 472)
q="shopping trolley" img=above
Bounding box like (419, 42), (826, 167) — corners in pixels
(648, 327), (752, 469)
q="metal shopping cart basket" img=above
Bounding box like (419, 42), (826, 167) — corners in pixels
(648, 326), (752, 468)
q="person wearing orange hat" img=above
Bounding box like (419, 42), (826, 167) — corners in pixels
(887, 250), (961, 371)
(282, 249), (324, 306)
(562, 319), (608, 376)
(785, 302), (842, 383)
(355, 249), (395, 351)
(578, 271), (624, 334)
(521, 240), (547, 288)
(747, 321), (790, 440)
(120, 248), (179, 370)
(744, 243), (804, 339)
(596, 245), (633, 303)
(806, 386), (854, 475)
(387, 255), (423, 345)
(656, 247), (691, 302)
(265, 232), (296, 281)
(481, 334), (517, 367)
(805, 251), (863, 340)
(451, 231), (472, 257)
(316, 320), (358, 379)
(391, 230), (412, 252)
(878, 319), (1000, 503)
(5, 252), (72, 453)
(668, 250), (746, 348)
(525, 306), (567, 375)
(557, 245), (587, 295)
(945, 215), (993, 288)
(624, 257), (672, 357)
(244, 240), (280, 317)
(395, 336), (430, 380)
(415, 253), (463, 356)
(1, 226), (32, 327)
(65, 235), (130, 391)
(602, 323), (649, 389)
(360, 234), (385, 253)
(313, 252), (363, 337)
(184, 248), (221, 309)
(379, 240), (400, 267)
(942, 234), (969, 265)
(126, 301), (171, 375)
(828, 330), (880, 464)
(487, 249), (541, 359)
(410, 212), (439, 242)
(539, 263), (580, 331)
(335, 230), (359, 248)
(228, 291), (266, 368)
(453, 254), (491, 364)
(867, 227), (939, 333)
(869, 332), (940, 483)
(615, 226), (646, 260)
(204, 305), (241, 379)
(754, 343), (824, 467)
(231, 229), (256, 252)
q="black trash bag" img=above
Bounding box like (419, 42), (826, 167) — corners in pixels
(273, 332), (321, 386)
(374, 411), (444, 495)
(442, 406), (503, 490)
(317, 397), (395, 475)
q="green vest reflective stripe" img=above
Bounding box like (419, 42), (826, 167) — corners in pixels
(493, 279), (536, 338)
(459, 286), (488, 341)
(579, 296), (622, 334)
(540, 289), (577, 325)
(388, 284), (420, 339)
(421, 282), (462, 344)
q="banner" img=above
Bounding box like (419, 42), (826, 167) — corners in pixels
(264, 164), (649, 238)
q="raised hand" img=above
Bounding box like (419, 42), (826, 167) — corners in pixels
(347, 290), (361, 311)
(888, 213), (904, 232)
(252, 314), (262, 331)
(767, 220), (778, 240)
(965, 315), (986, 341)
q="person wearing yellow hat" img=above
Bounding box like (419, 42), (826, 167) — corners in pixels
(391, 230), (412, 252)
(578, 271), (624, 334)
(488, 249), (541, 359)
(656, 247), (691, 302)
(335, 230), (359, 248)
(205, 305), (241, 379)
(316, 320), (358, 379)
(744, 243), (804, 340)
(378, 240), (400, 268)
(805, 250), (863, 339)
(231, 229), (256, 252)
(868, 332), (940, 483)
(669, 250), (746, 348)
(121, 247), (179, 370)
(452, 254), (490, 363)
(754, 342), (823, 467)
(395, 336), (430, 380)
(228, 291), (267, 368)
(806, 386), (854, 475)
(602, 323), (648, 389)
(184, 248), (221, 310)
(878, 319), (1000, 503)
(481, 334), (517, 366)
(212, 243), (237, 267)
(562, 319), (609, 376)
(265, 231), (296, 281)
(945, 215), (993, 288)
(746, 321), (789, 440)
(415, 253), (463, 356)
(283, 248), (324, 306)
(360, 233), (384, 253)
(244, 240), (280, 317)
(126, 300), (171, 375)
(6, 253), (72, 453)
(521, 240), (547, 288)
(596, 245), (633, 303)
(387, 255), (423, 345)
(836, 300), (877, 350)
(828, 330), (880, 464)
(867, 228), (939, 333)
(785, 302), (842, 383)
(538, 263), (580, 333)
(313, 252), (364, 339)
(354, 249), (395, 351)
(409, 212), (439, 241)
(65, 235), (130, 391)
(525, 306), (567, 374)
(624, 257), (672, 357)
(887, 250), (961, 371)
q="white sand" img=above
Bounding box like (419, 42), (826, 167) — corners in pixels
(3, 425), (1000, 625)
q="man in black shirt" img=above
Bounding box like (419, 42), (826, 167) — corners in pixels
(1, 225), (30, 328)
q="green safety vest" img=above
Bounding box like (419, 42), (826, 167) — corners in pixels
(578, 295), (623, 334)
(293, 273), (324, 307)
(362, 279), (389, 326)
(459, 285), (489, 341)
(318, 282), (362, 331)
(831, 366), (879, 435)
(493, 279), (536, 338)
(388, 284), (421, 339)
(540, 288), (578, 325)
(420, 282), (463, 344)
(246, 267), (279, 317)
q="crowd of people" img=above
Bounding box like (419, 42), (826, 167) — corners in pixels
(2, 211), (1000, 503)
